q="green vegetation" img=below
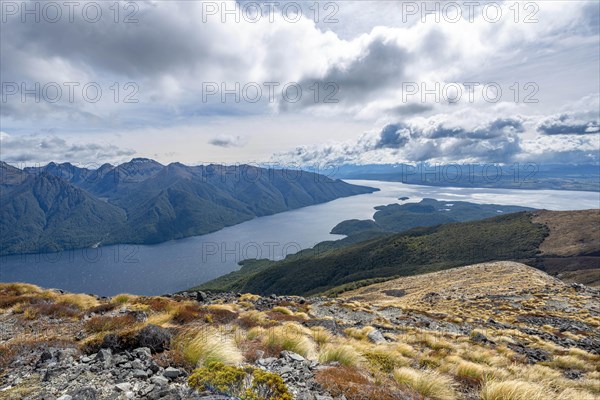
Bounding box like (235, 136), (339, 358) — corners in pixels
(331, 198), (533, 236)
(199, 212), (548, 296)
(188, 362), (292, 400)
(0, 160), (375, 256)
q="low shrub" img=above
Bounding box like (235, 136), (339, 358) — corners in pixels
(188, 361), (291, 400)
(315, 366), (405, 400)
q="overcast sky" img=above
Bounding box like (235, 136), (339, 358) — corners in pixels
(1, 0), (599, 167)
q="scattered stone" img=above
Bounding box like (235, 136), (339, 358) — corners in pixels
(151, 375), (170, 386)
(163, 367), (181, 379)
(367, 329), (386, 343)
(115, 382), (132, 392)
(137, 324), (172, 353)
(196, 291), (208, 302)
(71, 387), (97, 400)
(132, 368), (149, 378)
(96, 349), (112, 362)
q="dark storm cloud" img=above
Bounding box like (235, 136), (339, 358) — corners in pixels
(0, 134), (135, 164)
(282, 38), (410, 110)
(537, 114), (600, 135)
(387, 103), (433, 117)
(375, 123), (412, 149)
(1, 2), (217, 79)
(208, 136), (246, 148)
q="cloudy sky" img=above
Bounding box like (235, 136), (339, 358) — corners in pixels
(1, 0), (599, 167)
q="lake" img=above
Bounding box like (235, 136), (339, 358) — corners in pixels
(1, 180), (598, 296)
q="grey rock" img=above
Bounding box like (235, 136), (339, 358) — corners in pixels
(163, 367), (181, 379)
(279, 366), (294, 374)
(96, 349), (112, 362)
(196, 291), (208, 302)
(115, 382), (132, 392)
(57, 396), (73, 400)
(136, 324), (171, 353)
(132, 368), (149, 378)
(71, 387), (97, 400)
(367, 329), (386, 343)
(134, 347), (152, 358)
(151, 375), (170, 386)
(282, 351), (305, 362)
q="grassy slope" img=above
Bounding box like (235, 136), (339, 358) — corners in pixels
(198, 212), (548, 296)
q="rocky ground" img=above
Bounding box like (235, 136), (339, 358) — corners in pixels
(1, 262), (599, 400)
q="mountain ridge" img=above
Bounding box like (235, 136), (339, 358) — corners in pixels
(1, 159), (377, 256)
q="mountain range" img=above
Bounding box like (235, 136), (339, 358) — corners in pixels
(0, 159), (376, 256)
(335, 163), (600, 192)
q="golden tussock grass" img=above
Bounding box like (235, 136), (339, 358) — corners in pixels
(239, 293), (260, 302)
(271, 306), (293, 315)
(344, 326), (375, 341)
(111, 293), (137, 304)
(172, 326), (243, 367)
(547, 355), (594, 371)
(318, 344), (362, 366)
(393, 367), (457, 400)
(479, 380), (551, 400)
(261, 323), (315, 358)
(57, 293), (99, 310)
(310, 327), (333, 347)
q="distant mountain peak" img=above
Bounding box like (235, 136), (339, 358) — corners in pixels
(128, 158), (163, 165)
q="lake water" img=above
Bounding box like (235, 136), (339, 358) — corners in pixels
(1, 180), (598, 296)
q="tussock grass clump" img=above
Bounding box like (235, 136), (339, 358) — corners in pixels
(0, 283), (43, 296)
(395, 343), (417, 358)
(318, 344), (362, 366)
(146, 312), (174, 327)
(239, 293), (260, 302)
(84, 314), (137, 333)
(393, 367), (457, 400)
(344, 326), (375, 341)
(548, 355), (593, 371)
(271, 306), (293, 315)
(557, 388), (598, 400)
(23, 302), (81, 319)
(418, 334), (454, 351)
(479, 380), (551, 400)
(57, 293), (99, 310)
(453, 360), (497, 385)
(171, 303), (201, 324)
(262, 323), (315, 358)
(173, 327), (243, 367)
(0, 295), (29, 309)
(204, 304), (239, 323)
(363, 348), (409, 372)
(136, 296), (173, 312)
(239, 310), (279, 328)
(310, 327), (333, 347)
(111, 293), (137, 305)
